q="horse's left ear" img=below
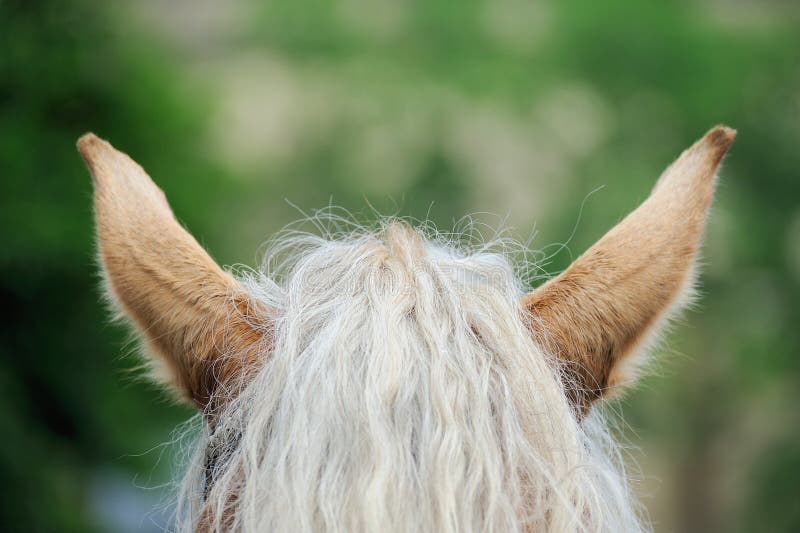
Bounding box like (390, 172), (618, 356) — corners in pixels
(78, 134), (272, 412)
(522, 126), (736, 412)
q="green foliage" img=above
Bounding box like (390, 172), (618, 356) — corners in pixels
(0, 1), (211, 529)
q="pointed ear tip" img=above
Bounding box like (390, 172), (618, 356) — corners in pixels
(706, 125), (737, 151)
(77, 132), (99, 152)
(76, 132), (109, 165)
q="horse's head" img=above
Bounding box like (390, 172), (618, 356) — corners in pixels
(79, 126), (734, 531)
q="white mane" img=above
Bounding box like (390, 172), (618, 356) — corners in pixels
(174, 221), (646, 532)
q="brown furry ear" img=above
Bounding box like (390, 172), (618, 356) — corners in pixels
(78, 133), (271, 411)
(522, 126), (736, 413)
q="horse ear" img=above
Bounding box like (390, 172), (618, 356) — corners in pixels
(78, 134), (271, 412)
(522, 126), (735, 413)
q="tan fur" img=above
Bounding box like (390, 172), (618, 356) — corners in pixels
(79, 126), (734, 418)
(78, 128), (735, 530)
(77, 134), (272, 411)
(522, 126), (736, 412)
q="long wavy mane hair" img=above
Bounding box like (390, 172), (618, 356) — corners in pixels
(76, 126), (735, 532)
(177, 223), (641, 532)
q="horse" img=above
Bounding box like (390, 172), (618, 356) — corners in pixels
(78, 126), (735, 532)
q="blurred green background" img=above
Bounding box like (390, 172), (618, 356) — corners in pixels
(2, 0), (799, 531)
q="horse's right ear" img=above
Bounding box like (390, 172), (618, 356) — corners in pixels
(78, 134), (272, 412)
(522, 126), (735, 413)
